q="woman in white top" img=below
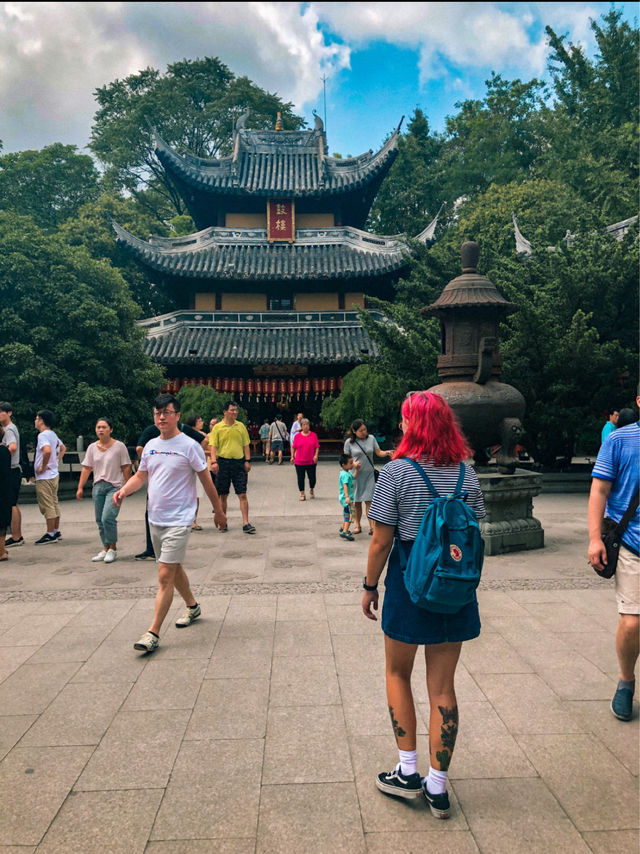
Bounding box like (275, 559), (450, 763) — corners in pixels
(76, 417), (131, 563)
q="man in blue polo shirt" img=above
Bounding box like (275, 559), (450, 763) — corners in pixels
(588, 390), (639, 721)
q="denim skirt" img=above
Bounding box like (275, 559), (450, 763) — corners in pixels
(381, 539), (481, 645)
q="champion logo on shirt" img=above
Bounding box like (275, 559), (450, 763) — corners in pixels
(149, 450), (181, 456)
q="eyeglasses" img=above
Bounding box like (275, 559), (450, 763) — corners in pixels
(154, 408), (178, 417)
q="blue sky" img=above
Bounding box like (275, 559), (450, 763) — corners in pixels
(0, 2), (636, 159)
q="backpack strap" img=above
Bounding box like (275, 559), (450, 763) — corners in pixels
(405, 459), (440, 497)
(406, 459), (466, 497)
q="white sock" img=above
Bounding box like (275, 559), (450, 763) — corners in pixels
(398, 749), (417, 776)
(424, 766), (448, 794)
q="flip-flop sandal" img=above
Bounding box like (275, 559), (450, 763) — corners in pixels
(352, 528), (362, 534)
(299, 495), (306, 501)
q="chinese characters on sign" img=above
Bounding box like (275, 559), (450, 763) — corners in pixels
(267, 200), (295, 242)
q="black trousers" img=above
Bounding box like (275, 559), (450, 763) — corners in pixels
(295, 464), (317, 492)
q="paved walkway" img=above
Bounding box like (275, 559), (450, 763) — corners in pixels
(0, 462), (637, 852)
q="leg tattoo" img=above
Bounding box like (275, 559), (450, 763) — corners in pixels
(388, 705), (406, 741)
(435, 705), (458, 771)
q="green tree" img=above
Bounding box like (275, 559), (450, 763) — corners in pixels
(58, 193), (175, 316)
(539, 10), (639, 219)
(89, 57), (305, 222)
(438, 74), (546, 200)
(0, 213), (164, 444)
(369, 109), (443, 236)
(0, 143), (100, 229)
(176, 385), (247, 426)
(320, 365), (404, 436)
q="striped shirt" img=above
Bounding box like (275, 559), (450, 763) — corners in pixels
(369, 457), (486, 541)
(592, 421), (640, 552)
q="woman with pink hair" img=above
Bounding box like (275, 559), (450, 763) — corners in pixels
(362, 391), (485, 819)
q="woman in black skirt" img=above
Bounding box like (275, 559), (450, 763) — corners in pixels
(0, 426), (12, 560)
(362, 391), (485, 818)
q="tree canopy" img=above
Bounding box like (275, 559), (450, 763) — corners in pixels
(0, 213), (164, 444)
(0, 143), (100, 229)
(89, 57), (305, 223)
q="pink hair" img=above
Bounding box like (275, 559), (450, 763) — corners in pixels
(393, 391), (472, 465)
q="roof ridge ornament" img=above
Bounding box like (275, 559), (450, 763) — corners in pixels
(415, 203), (444, 244)
(275, 112), (283, 131)
(312, 110), (324, 133)
(512, 212), (533, 258)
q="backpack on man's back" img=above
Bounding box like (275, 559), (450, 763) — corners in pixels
(400, 461), (484, 614)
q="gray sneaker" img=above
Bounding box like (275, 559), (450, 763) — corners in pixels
(133, 631), (159, 653)
(175, 604), (201, 628)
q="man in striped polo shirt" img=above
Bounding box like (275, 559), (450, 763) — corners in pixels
(588, 389), (640, 722)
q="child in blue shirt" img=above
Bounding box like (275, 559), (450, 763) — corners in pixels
(339, 453), (360, 540)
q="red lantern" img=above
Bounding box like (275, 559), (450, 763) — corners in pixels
(287, 378), (295, 396)
(197, 377), (205, 385)
(295, 378), (303, 397)
(270, 379), (277, 400)
(319, 378), (328, 395)
(247, 378), (254, 399)
(181, 377), (189, 389)
(237, 378), (245, 397)
(214, 377), (222, 393)
(278, 379), (286, 397)
(206, 377), (213, 387)
(303, 378), (311, 398)
(255, 379), (263, 399)
(328, 377), (336, 394)
(312, 378), (321, 396)
(230, 378), (238, 394)
(337, 376), (343, 391)
(222, 378), (230, 393)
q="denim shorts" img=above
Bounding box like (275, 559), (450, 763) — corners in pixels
(381, 539), (481, 645)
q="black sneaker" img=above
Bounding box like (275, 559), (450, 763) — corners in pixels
(5, 537), (24, 547)
(134, 551), (155, 560)
(422, 782), (450, 818)
(34, 533), (57, 545)
(242, 523), (256, 534)
(375, 763), (422, 799)
(52, 531), (62, 540)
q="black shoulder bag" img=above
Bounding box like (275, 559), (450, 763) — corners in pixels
(355, 439), (379, 482)
(596, 494), (639, 579)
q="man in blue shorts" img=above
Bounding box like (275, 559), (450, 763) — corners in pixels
(588, 389), (639, 721)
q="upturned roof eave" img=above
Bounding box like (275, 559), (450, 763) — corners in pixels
(153, 125), (400, 197)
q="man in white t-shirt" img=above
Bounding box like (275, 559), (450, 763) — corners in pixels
(114, 394), (227, 653)
(34, 409), (66, 545)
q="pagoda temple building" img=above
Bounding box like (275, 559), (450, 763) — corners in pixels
(114, 112), (434, 425)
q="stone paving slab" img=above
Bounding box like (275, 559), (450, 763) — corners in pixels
(0, 462), (637, 851)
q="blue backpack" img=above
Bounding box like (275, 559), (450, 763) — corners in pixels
(400, 460), (484, 614)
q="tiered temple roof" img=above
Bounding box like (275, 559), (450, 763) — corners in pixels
(139, 310), (380, 367)
(112, 223), (410, 282)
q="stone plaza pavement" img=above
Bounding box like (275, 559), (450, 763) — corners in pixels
(0, 461), (637, 853)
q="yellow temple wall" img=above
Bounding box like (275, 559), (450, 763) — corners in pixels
(296, 213), (335, 228)
(221, 293), (268, 310)
(194, 293), (216, 310)
(344, 293), (365, 309)
(294, 293), (339, 310)
(225, 213), (267, 227)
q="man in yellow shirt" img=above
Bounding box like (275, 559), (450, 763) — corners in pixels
(209, 401), (255, 533)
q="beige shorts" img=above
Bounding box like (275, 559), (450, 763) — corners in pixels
(35, 477), (60, 520)
(149, 524), (191, 565)
(616, 545), (640, 615)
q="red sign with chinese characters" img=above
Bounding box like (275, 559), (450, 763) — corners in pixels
(267, 200), (295, 242)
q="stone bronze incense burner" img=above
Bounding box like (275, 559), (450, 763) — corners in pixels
(423, 241), (544, 554)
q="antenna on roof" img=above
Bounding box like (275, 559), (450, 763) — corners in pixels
(321, 73), (327, 131)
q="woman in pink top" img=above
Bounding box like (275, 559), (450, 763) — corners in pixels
(76, 417), (131, 563)
(290, 418), (320, 500)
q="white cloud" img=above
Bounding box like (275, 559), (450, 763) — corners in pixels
(0, 1), (349, 152)
(312, 1), (549, 82)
